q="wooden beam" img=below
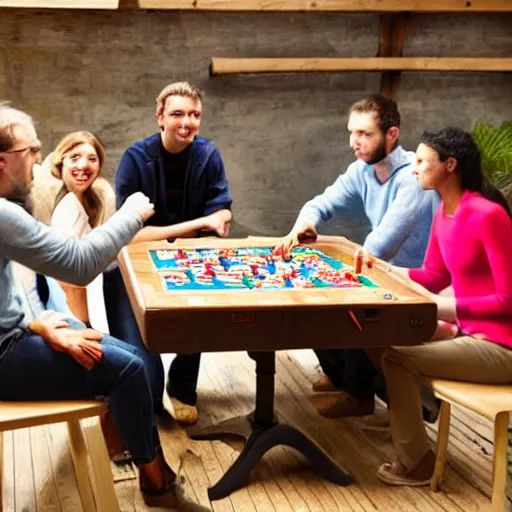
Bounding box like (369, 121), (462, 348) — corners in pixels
(0, 0), (118, 7)
(211, 57), (512, 75)
(378, 13), (409, 98)
(138, 0), (512, 12)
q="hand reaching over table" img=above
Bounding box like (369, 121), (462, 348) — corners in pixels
(273, 223), (318, 260)
(353, 248), (375, 274)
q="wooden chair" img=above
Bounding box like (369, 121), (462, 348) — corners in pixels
(0, 400), (120, 512)
(424, 378), (511, 511)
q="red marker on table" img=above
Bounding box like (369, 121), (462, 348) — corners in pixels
(347, 310), (363, 332)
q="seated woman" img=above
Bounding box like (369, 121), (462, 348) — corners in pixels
(376, 127), (512, 486)
(49, 131), (112, 330)
(49, 132), (164, 411)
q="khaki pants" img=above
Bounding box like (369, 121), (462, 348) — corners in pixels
(382, 336), (512, 469)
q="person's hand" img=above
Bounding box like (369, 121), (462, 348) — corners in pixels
(430, 294), (457, 324)
(431, 320), (458, 341)
(28, 313), (103, 370)
(353, 248), (375, 274)
(37, 310), (69, 329)
(273, 223), (318, 260)
(203, 210), (232, 238)
(123, 192), (155, 223)
(51, 328), (103, 370)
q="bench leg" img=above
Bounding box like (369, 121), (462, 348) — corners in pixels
(431, 400), (450, 492)
(67, 419), (97, 511)
(83, 418), (120, 512)
(491, 411), (508, 511)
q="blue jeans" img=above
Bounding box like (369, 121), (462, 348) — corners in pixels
(103, 267), (164, 412)
(0, 320), (158, 465)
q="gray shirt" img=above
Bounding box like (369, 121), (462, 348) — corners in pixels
(0, 198), (142, 345)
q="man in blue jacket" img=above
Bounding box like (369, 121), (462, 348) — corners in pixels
(275, 95), (439, 419)
(105, 82), (232, 425)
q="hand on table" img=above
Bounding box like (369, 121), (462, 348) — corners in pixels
(203, 210), (232, 238)
(353, 248), (375, 274)
(28, 311), (103, 371)
(273, 223), (318, 260)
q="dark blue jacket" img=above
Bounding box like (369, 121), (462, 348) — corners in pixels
(115, 133), (232, 226)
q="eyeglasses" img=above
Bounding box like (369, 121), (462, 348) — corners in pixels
(5, 145), (41, 155)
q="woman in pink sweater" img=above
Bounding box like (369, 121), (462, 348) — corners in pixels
(377, 127), (512, 486)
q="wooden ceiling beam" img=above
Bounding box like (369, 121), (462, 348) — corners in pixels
(210, 57), (512, 75)
(0, 0), (118, 7)
(138, 0), (512, 12)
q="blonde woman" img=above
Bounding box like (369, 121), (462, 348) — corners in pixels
(50, 131), (112, 330)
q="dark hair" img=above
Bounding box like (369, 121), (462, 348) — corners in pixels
(349, 95), (400, 134)
(421, 127), (511, 217)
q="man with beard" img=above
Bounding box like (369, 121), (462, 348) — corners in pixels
(274, 95), (440, 419)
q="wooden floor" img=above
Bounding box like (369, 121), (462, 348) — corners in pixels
(2, 350), (507, 511)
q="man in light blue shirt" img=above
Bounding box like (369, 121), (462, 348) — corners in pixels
(276, 95), (439, 419)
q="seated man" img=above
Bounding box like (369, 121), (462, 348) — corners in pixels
(0, 104), (181, 507)
(275, 95), (440, 419)
(104, 81), (232, 424)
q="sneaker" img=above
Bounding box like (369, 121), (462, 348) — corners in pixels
(312, 390), (374, 418)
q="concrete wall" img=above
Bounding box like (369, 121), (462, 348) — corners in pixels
(1, 9), (511, 240)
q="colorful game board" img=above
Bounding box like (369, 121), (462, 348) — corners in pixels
(150, 247), (376, 291)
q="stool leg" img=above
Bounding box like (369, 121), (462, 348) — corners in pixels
(491, 411), (508, 511)
(431, 400), (450, 492)
(83, 418), (120, 512)
(67, 419), (96, 511)
(0, 431), (3, 512)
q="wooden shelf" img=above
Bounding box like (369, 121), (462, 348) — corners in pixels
(211, 57), (512, 75)
(0, 0), (118, 8)
(137, 0), (512, 12)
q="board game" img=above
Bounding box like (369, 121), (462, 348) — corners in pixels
(118, 236), (437, 354)
(150, 246), (377, 291)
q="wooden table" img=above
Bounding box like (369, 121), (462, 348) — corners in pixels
(119, 235), (437, 500)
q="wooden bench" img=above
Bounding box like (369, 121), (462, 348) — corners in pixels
(423, 378), (511, 511)
(0, 400), (119, 512)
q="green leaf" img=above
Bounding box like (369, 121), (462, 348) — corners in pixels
(472, 122), (512, 185)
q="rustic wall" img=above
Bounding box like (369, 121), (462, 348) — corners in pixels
(1, 9), (511, 239)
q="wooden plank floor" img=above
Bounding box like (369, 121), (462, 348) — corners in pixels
(2, 350), (507, 511)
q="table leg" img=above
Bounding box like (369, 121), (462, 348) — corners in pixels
(188, 351), (355, 501)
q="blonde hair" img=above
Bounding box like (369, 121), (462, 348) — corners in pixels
(51, 131), (107, 228)
(155, 81), (202, 118)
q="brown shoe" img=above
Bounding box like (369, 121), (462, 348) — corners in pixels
(139, 446), (181, 508)
(312, 391), (374, 418)
(163, 393), (199, 425)
(312, 374), (338, 392)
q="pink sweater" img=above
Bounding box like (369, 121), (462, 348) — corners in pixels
(409, 191), (512, 348)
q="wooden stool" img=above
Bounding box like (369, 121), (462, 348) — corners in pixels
(0, 400), (120, 512)
(424, 378), (512, 511)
